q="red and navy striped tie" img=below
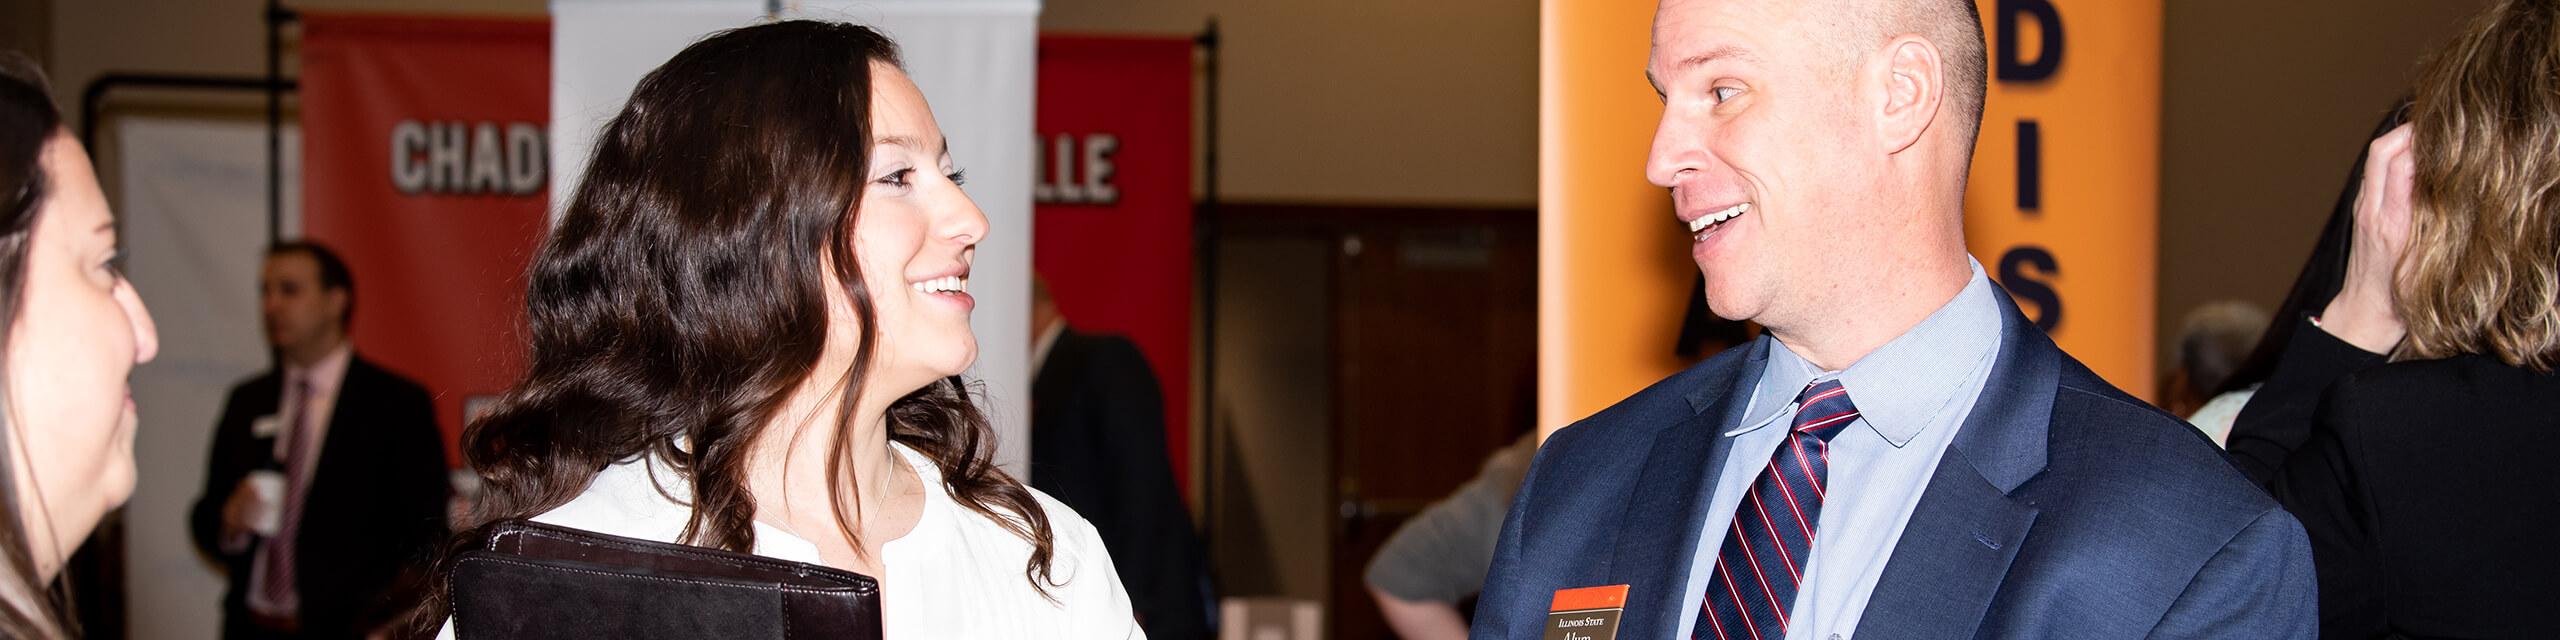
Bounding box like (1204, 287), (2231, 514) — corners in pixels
(1694, 379), (1859, 640)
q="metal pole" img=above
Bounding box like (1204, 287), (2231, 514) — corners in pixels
(265, 1), (295, 244)
(1193, 13), (1223, 564)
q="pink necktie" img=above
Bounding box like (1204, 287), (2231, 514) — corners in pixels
(251, 378), (316, 616)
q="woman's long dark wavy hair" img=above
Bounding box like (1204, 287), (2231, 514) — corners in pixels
(410, 20), (1054, 634)
(0, 52), (75, 640)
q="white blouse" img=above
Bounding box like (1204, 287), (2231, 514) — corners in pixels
(447, 442), (1143, 639)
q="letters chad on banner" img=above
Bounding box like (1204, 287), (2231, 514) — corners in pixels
(1035, 35), (1196, 496)
(301, 13), (551, 462)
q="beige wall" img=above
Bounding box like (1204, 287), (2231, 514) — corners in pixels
(2, 0), (49, 68)
(1041, 0), (1539, 207)
(1206, 234), (1336, 604)
(2157, 0), (2492, 372)
(53, 0), (1543, 207)
(50, 0), (542, 133)
(51, 0), (1541, 206)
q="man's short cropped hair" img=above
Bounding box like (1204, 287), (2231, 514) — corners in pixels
(1830, 0), (1989, 151)
(268, 240), (355, 326)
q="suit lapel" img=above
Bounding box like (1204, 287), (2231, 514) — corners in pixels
(1853, 291), (2058, 640)
(1030, 329), (1092, 414)
(1608, 338), (1770, 640)
(307, 355), (373, 509)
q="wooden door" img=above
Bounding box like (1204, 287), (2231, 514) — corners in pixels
(1206, 205), (1536, 640)
(1331, 213), (1536, 640)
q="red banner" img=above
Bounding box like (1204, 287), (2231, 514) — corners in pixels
(301, 14), (550, 464)
(1036, 36), (1196, 496)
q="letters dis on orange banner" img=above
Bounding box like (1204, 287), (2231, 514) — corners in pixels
(1965, 0), (2161, 394)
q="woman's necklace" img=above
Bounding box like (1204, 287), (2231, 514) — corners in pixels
(764, 446), (909, 546)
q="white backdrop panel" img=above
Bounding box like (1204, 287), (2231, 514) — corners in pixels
(116, 117), (300, 640)
(824, 0), (1040, 475)
(549, 0), (766, 222)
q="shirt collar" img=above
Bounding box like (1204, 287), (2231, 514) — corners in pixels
(1030, 321), (1068, 380)
(1728, 259), (2003, 446)
(285, 341), (356, 397)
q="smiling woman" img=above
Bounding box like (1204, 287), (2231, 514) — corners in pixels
(410, 20), (1138, 640)
(0, 52), (162, 640)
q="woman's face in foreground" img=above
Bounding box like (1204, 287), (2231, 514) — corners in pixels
(6, 132), (159, 578)
(844, 63), (990, 398)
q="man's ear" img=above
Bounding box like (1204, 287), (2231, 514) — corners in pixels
(324, 287), (352, 327)
(1877, 34), (1944, 155)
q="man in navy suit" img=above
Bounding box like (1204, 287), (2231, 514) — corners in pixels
(1469, 0), (2317, 638)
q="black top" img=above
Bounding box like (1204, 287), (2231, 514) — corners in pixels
(2225, 316), (2386, 487)
(2270, 353), (2560, 639)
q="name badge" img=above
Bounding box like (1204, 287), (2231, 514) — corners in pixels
(1544, 585), (1627, 640)
(250, 415), (284, 440)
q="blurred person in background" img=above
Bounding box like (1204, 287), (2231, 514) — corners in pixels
(2254, 0), (2560, 635)
(415, 20), (1137, 638)
(1362, 432), (1533, 640)
(2163, 300), (2268, 443)
(1363, 372), (1537, 640)
(1030, 275), (1211, 639)
(0, 52), (162, 639)
(189, 240), (449, 640)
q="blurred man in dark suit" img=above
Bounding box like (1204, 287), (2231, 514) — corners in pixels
(1030, 276), (1211, 639)
(190, 242), (449, 640)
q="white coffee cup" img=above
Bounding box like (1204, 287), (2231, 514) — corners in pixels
(243, 471), (286, 536)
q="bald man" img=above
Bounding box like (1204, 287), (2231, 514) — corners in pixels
(1469, 0), (2316, 638)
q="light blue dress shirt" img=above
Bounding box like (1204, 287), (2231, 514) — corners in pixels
(1670, 259), (2004, 640)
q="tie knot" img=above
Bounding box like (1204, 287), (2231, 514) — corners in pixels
(1789, 379), (1859, 441)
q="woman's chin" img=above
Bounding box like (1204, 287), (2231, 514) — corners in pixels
(881, 362), (973, 397)
(926, 339), (976, 380)
(922, 355), (976, 385)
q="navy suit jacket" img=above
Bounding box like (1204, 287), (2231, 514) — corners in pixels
(1471, 294), (2316, 640)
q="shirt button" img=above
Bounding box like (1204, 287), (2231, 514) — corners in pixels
(1831, 635), (1844, 640)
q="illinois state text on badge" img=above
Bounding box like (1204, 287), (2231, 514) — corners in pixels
(1545, 585), (1628, 640)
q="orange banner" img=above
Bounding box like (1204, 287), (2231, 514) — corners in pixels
(1537, 0), (1691, 436)
(1964, 0), (2161, 395)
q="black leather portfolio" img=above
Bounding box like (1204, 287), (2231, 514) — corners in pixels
(449, 518), (883, 639)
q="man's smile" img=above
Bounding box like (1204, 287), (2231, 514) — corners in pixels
(1685, 201), (1752, 242)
